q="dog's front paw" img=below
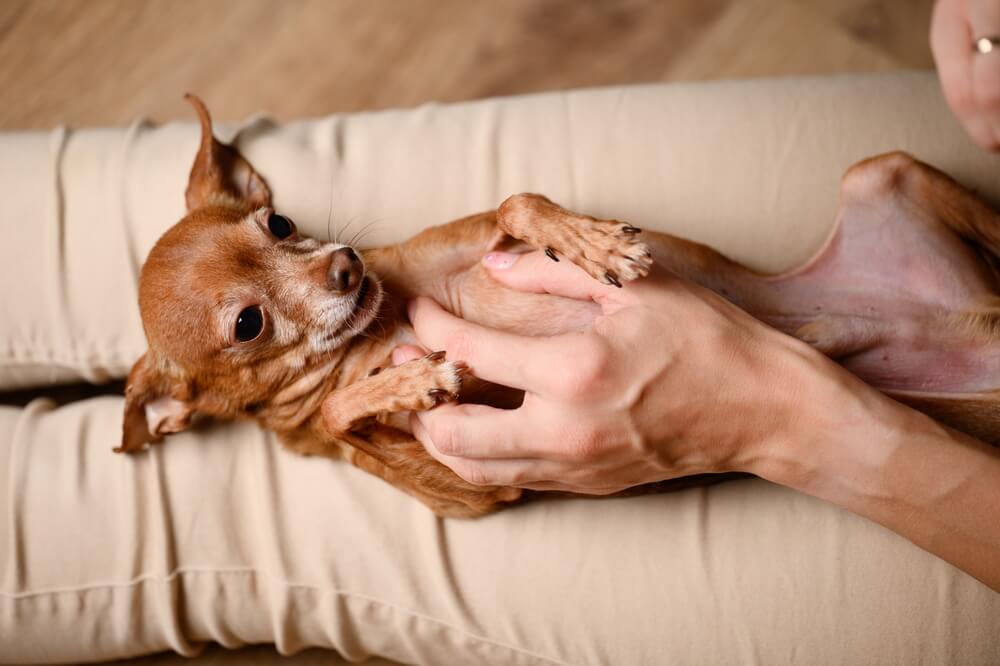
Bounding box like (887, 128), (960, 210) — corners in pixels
(406, 350), (467, 410)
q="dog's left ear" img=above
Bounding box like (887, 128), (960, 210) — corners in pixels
(117, 352), (196, 453)
(183, 93), (272, 211)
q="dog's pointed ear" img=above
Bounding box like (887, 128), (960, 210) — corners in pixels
(117, 353), (196, 453)
(184, 93), (272, 212)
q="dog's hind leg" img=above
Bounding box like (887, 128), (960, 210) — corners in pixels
(361, 211), (511, 300)
(495, 193), (653, 286)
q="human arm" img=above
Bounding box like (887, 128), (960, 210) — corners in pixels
(400, 250), (1000, 590)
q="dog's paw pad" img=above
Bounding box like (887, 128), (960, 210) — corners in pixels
(406, 354), (465, 410)
(566, 219), (653, 286)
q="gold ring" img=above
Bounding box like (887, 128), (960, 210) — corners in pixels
(975, 37), (1000, 54)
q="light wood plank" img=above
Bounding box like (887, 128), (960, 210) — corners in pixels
(0, 0), (934, 130)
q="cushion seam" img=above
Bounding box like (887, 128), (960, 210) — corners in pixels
(0, 566), (572, 666)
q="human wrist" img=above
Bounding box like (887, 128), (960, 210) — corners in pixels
(749, 355), (1000, 590)
(742, 341), (895, 494)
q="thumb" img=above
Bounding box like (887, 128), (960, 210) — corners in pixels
(482, 250), (617, 302)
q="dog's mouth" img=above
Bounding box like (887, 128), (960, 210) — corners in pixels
(345, 275), (383, 331)
(313, 274), (384, 353)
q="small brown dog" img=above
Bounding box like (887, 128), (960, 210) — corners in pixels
(118, 96), (1000, 517)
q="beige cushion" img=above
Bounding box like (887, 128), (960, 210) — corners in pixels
(1, 72), (999, 664)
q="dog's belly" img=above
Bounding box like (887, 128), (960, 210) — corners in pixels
(639, 153), (1000, 442)
(446, 263), (602, 337)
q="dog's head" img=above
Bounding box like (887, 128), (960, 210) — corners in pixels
(117, 95), (383, 452)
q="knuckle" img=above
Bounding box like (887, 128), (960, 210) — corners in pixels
(426, 419), (462, 456)
(454, 462), (492, 487)
(552, 337), (612, 398)
(443, 328), (477, 363)
(564, 427), (603, 461)
(504, 467), (534, 486)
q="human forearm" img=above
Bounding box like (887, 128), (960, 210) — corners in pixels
(757, 368), (1000, 591)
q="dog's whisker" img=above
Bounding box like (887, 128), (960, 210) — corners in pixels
(325, 188), (335, 243)
(337, 215), (364, 245)
(336, 216), (355, 245)
(348, 220), (383, 248)
(347, 223), (370, 247)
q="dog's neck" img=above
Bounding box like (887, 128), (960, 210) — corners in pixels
(255, 296), (410, 438)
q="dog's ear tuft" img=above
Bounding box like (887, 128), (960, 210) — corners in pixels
(117, 352), (195, 453)
(183, 93), (272, 212)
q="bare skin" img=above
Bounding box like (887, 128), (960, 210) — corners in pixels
(933, 0), (1000, 150)
(401, 250), (1000, 591)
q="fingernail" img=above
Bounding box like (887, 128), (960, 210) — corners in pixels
(483, 252), (518, 269)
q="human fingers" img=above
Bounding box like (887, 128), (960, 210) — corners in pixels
(410, 411), (628, 490)
(391, 344), (429, 365)
(409, 398), (580, 460)
(411, 412), (652, 492)
(407, 296), (593, 393)
(932, 0), (997, 147)
(969, 0), (1000, 148)
(482, 250), (627, 304)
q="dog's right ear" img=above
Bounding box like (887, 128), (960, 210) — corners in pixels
(117, 353), (196, 453)
(184, 93), (272, 212)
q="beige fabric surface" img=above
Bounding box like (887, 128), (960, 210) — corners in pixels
(1, 72), (999, 664)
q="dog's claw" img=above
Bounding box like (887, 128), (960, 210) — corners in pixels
(621, 225), (642, 235)
(545, 247), (560, 262)
(604, 271), (622, 288)
(427, 388), (452, 404)
(425, 350), (447, 362)
(630, 255), (653, 269)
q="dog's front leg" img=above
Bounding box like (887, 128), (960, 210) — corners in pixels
(321, 351), (466, 435)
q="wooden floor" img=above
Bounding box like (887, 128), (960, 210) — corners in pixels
(0, 0), (935, 130)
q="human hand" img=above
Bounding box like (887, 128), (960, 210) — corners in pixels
(932, 0), (1000, 149)
(396, 250), (848, 494)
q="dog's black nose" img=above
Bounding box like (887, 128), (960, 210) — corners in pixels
(328, 246), (362, 294)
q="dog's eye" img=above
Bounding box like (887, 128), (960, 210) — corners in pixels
(267, 213), (295, 240)
(235, 306), (264, 342)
